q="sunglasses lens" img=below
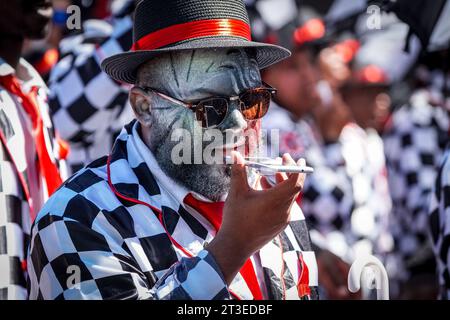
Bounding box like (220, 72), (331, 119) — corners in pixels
(239, 90), (271, 120)
(196, 98), (228, 127)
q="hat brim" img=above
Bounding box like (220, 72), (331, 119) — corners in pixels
(101, 37), (291, 84)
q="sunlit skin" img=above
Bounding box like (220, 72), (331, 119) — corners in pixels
(310, 46), (354, 143)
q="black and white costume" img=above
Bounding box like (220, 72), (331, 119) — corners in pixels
(27, 121), (318, 300)
(384, 86), (450, 280)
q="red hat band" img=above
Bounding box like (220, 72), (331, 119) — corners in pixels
(132, 18), (252, 51)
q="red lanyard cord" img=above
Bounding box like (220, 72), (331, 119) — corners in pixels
(0, 75), (63, 198)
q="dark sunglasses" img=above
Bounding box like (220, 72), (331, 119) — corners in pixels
(139, 83), (277, 128)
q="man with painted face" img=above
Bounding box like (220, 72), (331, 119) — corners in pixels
(0, 0), (67, 299)
(28, 0), (318, 300)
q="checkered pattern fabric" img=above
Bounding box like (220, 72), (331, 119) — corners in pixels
(48, 15), (134, 175)
(429, 146), (450, 299)
(28, 120), (318, 300)
(263, 103), (393, 264)
(1, 59), (66, 300)
(383, 89), (450, 279)
(0, 143), (30, 300)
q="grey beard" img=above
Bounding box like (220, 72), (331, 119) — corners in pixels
(146, 118), (261, 201)
(147, 121), (231, 201)
(153, 142), (232, 202)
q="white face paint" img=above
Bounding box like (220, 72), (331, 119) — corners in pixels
(135, 48), (264, 201)
(138, 48), (261, 100)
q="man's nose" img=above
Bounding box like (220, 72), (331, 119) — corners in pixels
(221, 105), (248, 131)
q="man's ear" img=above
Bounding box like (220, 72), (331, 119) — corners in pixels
(130, 87), (152, 126)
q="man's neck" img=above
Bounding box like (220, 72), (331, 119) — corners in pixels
(0, 34), (24, 70)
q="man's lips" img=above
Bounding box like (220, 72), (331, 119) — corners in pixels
(212, 138), (246, 152)
(210, 138), (246, 153)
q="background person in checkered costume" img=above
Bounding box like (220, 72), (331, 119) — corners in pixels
(337, 11), (426, 297)
(425, 41), (450, 301)
(357, 0), (450, 299)
(252, 1), (394, 298)
(383, 61), (450, 297)
(429, 140), (450, 300)
(27, 0), (319, 300)
(48, 0), (135, 175)
(430, 144), (450, 299)
(0, 0), (67, 300)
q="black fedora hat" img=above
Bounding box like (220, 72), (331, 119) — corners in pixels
(101, 0), (291, 84)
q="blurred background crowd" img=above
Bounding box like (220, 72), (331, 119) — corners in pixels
(7, 0), (450, 299)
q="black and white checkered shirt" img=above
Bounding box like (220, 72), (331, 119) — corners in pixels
(429, 145), (450, 299)
(48, 15), (134, 175)
(383, 89), (449, 279)
(27, 120), (318, 300)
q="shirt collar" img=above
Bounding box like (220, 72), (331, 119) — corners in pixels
(0, 57), (46, 90)
(0, 57), (16, 77)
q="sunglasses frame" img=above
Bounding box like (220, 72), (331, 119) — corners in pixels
(138, 82), (277, 128)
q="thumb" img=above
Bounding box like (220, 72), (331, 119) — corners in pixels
(230, 151), (249, 193)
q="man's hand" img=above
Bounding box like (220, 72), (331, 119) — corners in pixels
(207, 151), (307, 285)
